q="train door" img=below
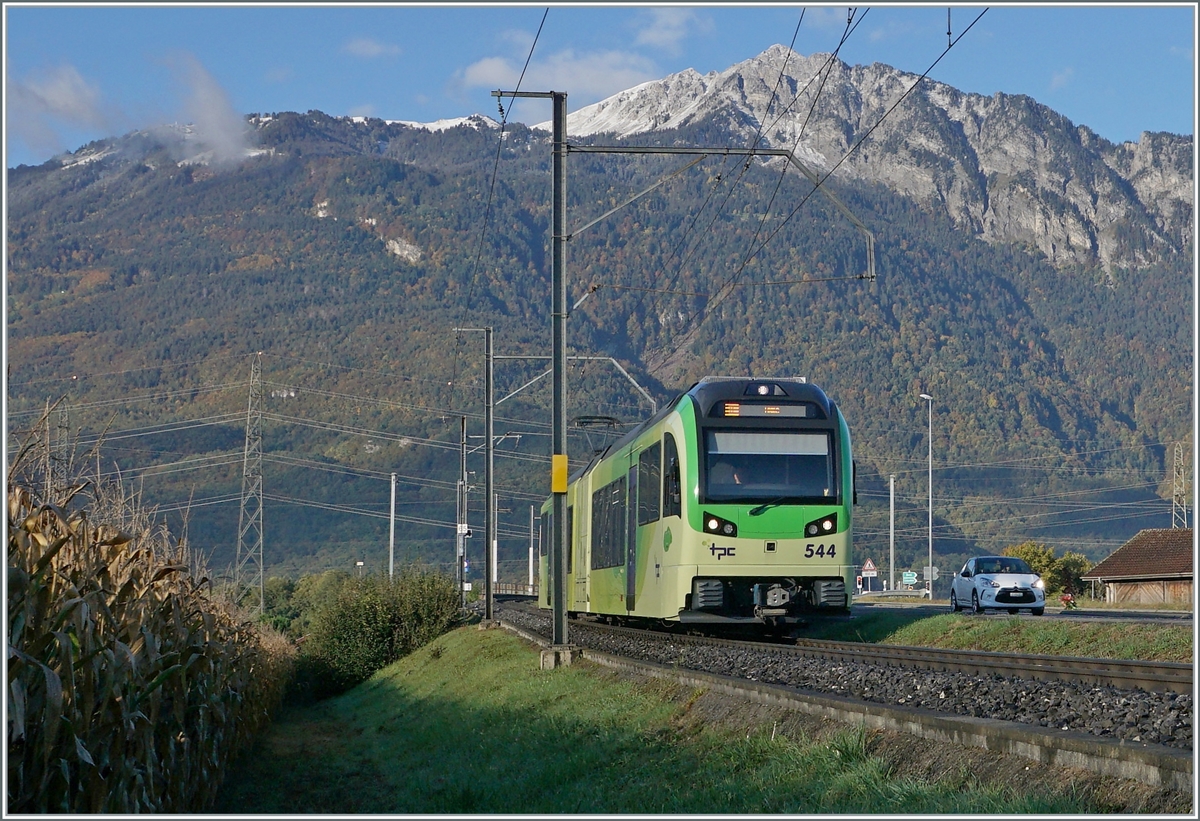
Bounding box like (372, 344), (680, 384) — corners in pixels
(569, 504), (588, 610)
(626, 463), (637, 611)
(635, 441), (663, 615)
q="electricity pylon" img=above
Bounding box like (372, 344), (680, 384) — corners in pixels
(1172, 442), (1189, 529)
(235, 353), (264, 614)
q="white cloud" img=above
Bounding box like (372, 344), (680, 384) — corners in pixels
(1050, 67), (1074, 91)
(498, 28), (537, 53)
(344, 37), (401, 59)
(804, 7), (855, 33)
(867, 20), (918, 44)
(171, 53), (252, 166)
(6, 64), (117, 158)
(264, 66), (294, 85)
(460, 56), (520, 90)
(455, 48), (659, 124)
(1168, 44), (1194, 61)
(459, 49), (657, 99)
(632, 8), (713, 56)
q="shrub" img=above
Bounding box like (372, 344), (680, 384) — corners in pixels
(297, 569), (461, 699)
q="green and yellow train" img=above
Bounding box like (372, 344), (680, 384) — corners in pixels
(538, 376), (855, 629)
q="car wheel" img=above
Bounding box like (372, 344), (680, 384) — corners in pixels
(1031, 607), (1044, 616)
(1008, 608), (1018, 615)
(971, 590), (982, 614)
(950, 590), (961, 612)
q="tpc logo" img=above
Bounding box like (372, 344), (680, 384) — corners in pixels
(709, 545), (735, 560)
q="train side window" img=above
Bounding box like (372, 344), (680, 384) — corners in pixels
(663, 433), (682, 518)
(590, 477), (626, 569)
(637, 442), (662, 525)
(539, 513), (548, 557)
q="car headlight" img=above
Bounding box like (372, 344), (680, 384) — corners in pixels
(980, 577), (999, 588)
(1033, 578), (1045, 589)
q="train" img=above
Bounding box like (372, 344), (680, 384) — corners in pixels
(538, 376), (855, 631)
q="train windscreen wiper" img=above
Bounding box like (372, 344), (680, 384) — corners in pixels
(748, 497), (788, 516)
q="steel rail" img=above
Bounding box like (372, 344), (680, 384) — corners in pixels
(500, 604), (1192, 695)
(788, 637), (1193, 695)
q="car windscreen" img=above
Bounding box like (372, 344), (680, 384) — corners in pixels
(704, 430), (834, 503)
(978, 557), (1033, 574)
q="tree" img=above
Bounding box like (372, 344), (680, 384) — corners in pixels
(1049, 551), (1093, 595)
(1001, 541), (1056, 577)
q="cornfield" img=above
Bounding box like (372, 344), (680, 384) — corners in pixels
(6, 431), (296, 812)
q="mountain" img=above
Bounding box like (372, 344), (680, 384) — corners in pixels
(5, 47), (1193, 584)
(542, 45), (1193, 277)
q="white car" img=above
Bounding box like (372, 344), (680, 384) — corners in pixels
(950, 556), (1046, 615)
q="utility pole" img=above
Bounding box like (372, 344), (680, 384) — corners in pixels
(457, 416), (468, 608)
(52, 401), (70, 494)
(236, 353), (264, 615)
(485, 327), (494, 619)
(388, 472), (397, 579)
(494, 88), (570, 653)
(919, 393), (934, 600)
(529, 505), (536, 595)
(889, 474), (895, 593)
(454, 326), (495, 621)
(40, 399), (52, 499)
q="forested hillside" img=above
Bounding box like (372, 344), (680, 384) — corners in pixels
(5, 110), (1192, 585)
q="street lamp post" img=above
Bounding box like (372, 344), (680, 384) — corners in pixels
(919, 393), (933, 599)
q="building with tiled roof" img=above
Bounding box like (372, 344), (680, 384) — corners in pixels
(1081, 528), (1194, 605)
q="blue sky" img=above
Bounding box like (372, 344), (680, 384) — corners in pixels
(4, 3), (1196, 169)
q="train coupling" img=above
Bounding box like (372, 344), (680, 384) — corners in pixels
(753, 582), (794, 608)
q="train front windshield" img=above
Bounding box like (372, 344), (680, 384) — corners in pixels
(704, 430), (835, 503)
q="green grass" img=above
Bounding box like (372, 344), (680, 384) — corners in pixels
(803, 610), (1193, 663)
(213, 627), (1154, 814)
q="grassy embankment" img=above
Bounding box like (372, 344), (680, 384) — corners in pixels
(803, 609), (1193, 663)
(214, 625), (1188, 815)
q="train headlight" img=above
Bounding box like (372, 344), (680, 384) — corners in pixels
(703, 512), (737, 538)
(803, 513), (838, 537)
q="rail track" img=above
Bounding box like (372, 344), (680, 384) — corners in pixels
(501, 600), (1191, 694)
(493, 603), (1193, 792)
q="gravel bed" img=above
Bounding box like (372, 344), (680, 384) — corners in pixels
(493, 604), (1193, 750)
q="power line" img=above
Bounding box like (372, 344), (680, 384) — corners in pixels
(5, 351), (248, 388)
(449, 7), (549, 413)
(7, 382), (250, 419)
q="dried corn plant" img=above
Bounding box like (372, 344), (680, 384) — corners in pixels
(6, 415), (296, 813)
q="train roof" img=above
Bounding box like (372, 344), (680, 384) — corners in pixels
(568, 376), (835, 482)
(687, 377), (834, 418)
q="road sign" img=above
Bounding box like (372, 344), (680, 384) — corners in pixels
(902, 571), (918, 586)
(861, 558), (878, 577)
(923, 566), (940, 580)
